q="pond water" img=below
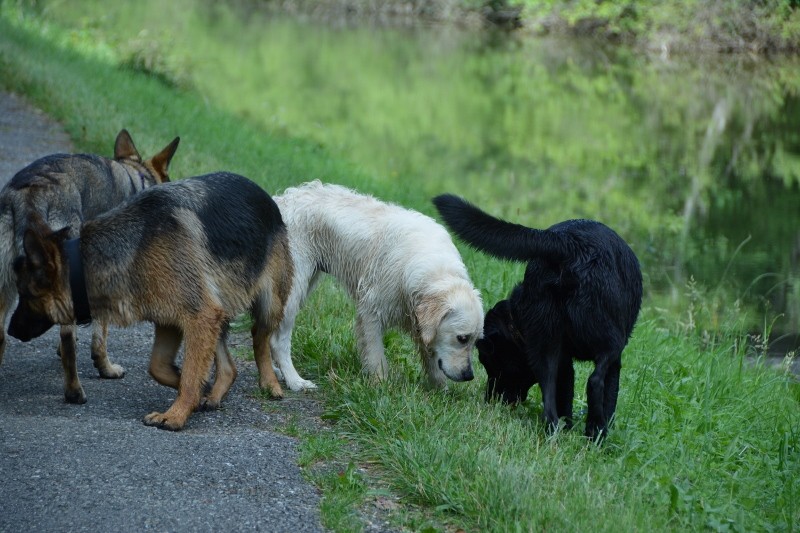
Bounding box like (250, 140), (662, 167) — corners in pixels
(32, 0), (800, 339)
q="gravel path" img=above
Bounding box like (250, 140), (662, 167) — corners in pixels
(0, 92), (328, 533)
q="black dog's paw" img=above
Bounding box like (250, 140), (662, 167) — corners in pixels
(584, 425), (607, 443)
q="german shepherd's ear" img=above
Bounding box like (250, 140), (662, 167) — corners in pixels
(114, 129), (142, 162)
(147, 136), (180, 183)
(415, 294), (450, 347)
(21, 226), (67, 287)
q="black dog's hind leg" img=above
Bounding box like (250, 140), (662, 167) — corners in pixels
(585, 351), (621, 441)
(535, 344), (563, 434)
(555, 356), (575, 429)
(602, 356), (622, 434)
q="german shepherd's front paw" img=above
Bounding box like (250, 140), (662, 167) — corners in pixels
(97, 361), (126, 379)
(258, 376), (285, 400)
(198, 397), (221, 411)
(261, 382), (284, 400)
(142, 411), (185, 431)
(64, 386), (87, 404)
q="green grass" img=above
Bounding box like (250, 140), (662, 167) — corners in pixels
(1, 6), (798, 532)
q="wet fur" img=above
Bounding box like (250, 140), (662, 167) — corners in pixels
(8, 172), (293, 430)
(272, 181), (484, 391)
(0, 130), (178, 403)
(433, 194), (642, 440)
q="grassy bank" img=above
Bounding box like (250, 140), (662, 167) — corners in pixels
(1, 6), (799, 533)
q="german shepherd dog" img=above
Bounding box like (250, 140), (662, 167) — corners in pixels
(8, 172), (292, 430)
(433, 194), (642, 440)
(0, 130), (178, 404)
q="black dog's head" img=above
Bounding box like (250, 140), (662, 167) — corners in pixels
(477, 298), (537, 404)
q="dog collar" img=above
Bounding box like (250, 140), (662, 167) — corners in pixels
(64, 238), (92, 325)
(123, 164), (147, 193)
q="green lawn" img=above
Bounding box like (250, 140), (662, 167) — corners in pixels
(1, 7), (798, 532)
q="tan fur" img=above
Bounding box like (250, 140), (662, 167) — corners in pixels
(251, 235), (293, 398)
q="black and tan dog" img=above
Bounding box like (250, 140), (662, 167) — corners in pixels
(0, 130), (178, 403)
(8, 172), (292, 430)
(433, 194), (642, 440)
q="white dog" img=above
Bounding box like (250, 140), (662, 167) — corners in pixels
(271, 181), (484, 391)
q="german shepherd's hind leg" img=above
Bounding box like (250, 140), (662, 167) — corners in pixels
(0, 300), (8, 368)
(252, 292), (284, 399)
(58, 325), (86, 404)
(0, 211), (14, 368)
(0, 293), (12, 368)
(143, 311), (221, 431)
(90, 320), (125, 378)
(148, 325), (183, 389)
(201, 328), (237, 410)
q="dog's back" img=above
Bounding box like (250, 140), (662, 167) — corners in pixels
(433, 193), (642, 335)
(7, 153), (153, 224)
(82, 172), (291, 325)
(277, 181), (466, 303)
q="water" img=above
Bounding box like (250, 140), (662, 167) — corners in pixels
(28, 0), (800, 337)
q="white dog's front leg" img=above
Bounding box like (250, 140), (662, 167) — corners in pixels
(355, 311), (388, 380)
(422, 346), (448, 389)
(270, 314), (317, 392)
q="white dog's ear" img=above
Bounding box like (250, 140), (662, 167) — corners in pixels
(415, 295), (449, 347)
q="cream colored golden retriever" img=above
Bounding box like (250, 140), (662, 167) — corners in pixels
(272, 181), (483, 390)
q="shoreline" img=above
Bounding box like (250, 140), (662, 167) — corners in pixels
(252, 0), (800, 55)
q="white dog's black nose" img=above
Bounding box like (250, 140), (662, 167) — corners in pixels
(437, 358), (474, 382)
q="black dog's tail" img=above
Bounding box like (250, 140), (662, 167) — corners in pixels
(432, 194), (569, 263)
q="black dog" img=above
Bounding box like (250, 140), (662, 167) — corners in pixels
(433, 194), (642, 440)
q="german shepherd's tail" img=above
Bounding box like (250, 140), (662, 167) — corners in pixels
(432, 194), (570, 263)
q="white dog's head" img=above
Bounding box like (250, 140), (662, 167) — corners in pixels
(415, 279), (484, 388)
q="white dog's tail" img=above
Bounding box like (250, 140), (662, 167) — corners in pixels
(432, 194), (571, 263)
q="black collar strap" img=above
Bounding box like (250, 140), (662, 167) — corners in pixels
(123, 164), (147, 194)
(63, 238), (92, 325)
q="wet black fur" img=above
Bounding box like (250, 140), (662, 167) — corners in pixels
(433, 194), (642, 440)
